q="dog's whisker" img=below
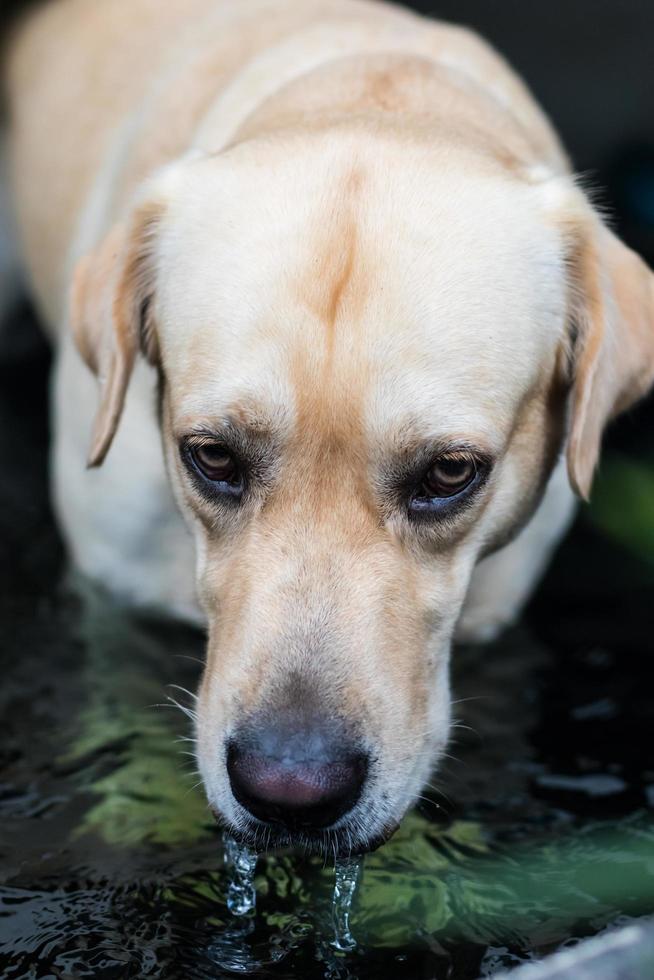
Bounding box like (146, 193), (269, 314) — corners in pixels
(181, 769), (202, 781)
(421, 780), (456, 807)
(438, 752), (468, 768)
(182, 778), (205, 799)
(165, 694), (198, 722)
(148, 701), (195, 718)
(415, 793), (443, 807)
(449, 722), (479, 736)
(167, 683), (198, 702)
(173, 653), (206, 667)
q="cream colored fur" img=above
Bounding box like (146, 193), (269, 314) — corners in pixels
(5, 0), (654, 851)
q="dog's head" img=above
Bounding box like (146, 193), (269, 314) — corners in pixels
(71, 131), (654, 853)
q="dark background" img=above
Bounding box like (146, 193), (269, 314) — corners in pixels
(1, 4), (654, 978)
(413, 1), (654, 271)
(414, 1), (654, 174)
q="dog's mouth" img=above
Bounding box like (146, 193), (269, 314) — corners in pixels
(210, 808), (399, 857)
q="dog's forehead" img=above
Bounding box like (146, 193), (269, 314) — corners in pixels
(156, 144), (566, 441)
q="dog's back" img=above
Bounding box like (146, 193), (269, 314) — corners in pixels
(6, 0), (232, 325)
(6, 1), (382, 325)
(6, 0), (565, 332)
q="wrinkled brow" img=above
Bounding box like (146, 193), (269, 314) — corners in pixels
(174, 403), (289, 467)
(379, 433), (495, 485)
(379, 413), (499, 463)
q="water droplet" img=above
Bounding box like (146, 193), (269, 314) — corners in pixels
(223, 835), (258, 916)
(330, 856), (362, 952)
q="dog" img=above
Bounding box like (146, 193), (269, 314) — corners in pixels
(4, 0), (654, 855)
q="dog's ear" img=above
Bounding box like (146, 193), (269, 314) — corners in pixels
(70, 201), (162, 467)
(553, 186), (654, 499)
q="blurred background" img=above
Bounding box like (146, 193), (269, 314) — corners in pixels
(1, 3), (653, 978)
(413, 0), (654, 263)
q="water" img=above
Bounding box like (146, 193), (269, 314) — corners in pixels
(2, 307), (654, 978)
(331, 858), (362, 952)
(224, 836), (258, 916)
(222, 833), (362, 951)
(223, 839), (361, 950)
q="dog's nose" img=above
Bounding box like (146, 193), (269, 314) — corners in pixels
(227, 718), (367, 830)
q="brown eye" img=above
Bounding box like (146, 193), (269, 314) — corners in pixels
(190, 443), (241, 486)
(422, 454), (477, 498)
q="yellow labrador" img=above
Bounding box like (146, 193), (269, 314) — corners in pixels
(5, 0), (654, 853)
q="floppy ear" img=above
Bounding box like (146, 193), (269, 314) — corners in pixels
(560, 197), (654, 499)
(70, 201), (162, 467)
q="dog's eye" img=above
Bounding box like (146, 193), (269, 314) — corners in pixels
(409, 452), (483, 516)
(422, 455), (476, 498)
(187, 442), (243, 493)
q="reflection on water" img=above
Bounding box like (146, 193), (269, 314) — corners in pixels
(1, 310), (654, 978)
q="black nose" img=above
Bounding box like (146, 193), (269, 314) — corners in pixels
(226, 716), (367, 831)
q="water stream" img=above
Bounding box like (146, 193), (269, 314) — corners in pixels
(224, 836), (258, 916)
(223, 837), (362, 952)
(331, 857), (363, 952)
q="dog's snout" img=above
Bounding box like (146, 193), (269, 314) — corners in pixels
(227, 717), (367, 830)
